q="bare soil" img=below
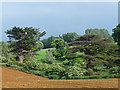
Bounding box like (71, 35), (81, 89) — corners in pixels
(1, 67), (119, 88)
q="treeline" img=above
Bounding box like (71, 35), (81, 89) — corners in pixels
(0, 25), (120, 80)
(42, 29), (113, 49)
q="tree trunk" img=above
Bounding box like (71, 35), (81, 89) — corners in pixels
(19, 55), (24, 63)
(19, 50), (24, 63)
(87, 58), (93, 69)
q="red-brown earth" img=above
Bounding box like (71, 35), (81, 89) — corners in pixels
(1, 67), (119, 88)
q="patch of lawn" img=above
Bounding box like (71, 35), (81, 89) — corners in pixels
(34, 50), (46, 60)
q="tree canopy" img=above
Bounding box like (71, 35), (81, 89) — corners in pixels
(42, 36), (59, 49)
(112, 24), (120, 46)
(5, 26), (46, 62)
(62, 32), (79, 42)
(85, 29), (113, 40)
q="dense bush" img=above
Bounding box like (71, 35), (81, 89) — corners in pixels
(65, 66), (87, 77)
(109, 67), (120, 74)
(45, 64), (65, 75)
(24, 60), (41, 70)
(48, 75), (60, 79)
(6, 60), (14, 67)
(62, 32), (79, 42)
(85, 29), (113, 40)
(42, 36), (59, 49)
(42, 51), (55, 64)
(0, 57), (7, 63)
(93, 67), (105, 71)
(85, 68), (94, 76)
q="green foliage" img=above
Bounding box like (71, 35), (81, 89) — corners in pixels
(74, 34), (101, 41)
(35, 50), (46, 60)
(93, 67), (106, 72)
(42, 36), (59, 49)
(41, 51), (55, 64)
(67, 34), (119, 69)
(0, 57), (8, 63)
(75, 51), (85, 55)
(29, 70), (46, 77)
(24, 60), (41, 70)
(2, 26), (120, 80)
(86, 68), (94, 76)
(34, 41), (44, 50)
(65, 66), (87, 78)
(109, 67), (120, 74)
(46, 64), (65, 75)
(51, 39), (66, 50)
(62, 32), (79, 42)
(62, 59), (69, 65)
(24, 53), (35, 62)
(0, 41), (16, 63)
(24, 60), (49, 71)
(5, 26), (46, 62)
(0, 41), (9, 58)
(51, 39), (68, 59)
(85, 28), (113, 40)
(48, 75), (60, 79)
(6, 60), (14, 67)
(112, 24), (120, 45)
(15, 61), (25, 67)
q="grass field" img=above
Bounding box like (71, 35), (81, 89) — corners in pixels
(34, 48), (55, 60)
(34, 47), (85, 61)
(34, 50), (46, 60)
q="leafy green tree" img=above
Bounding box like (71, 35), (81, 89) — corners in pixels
(5, 26), (46, 62)
(51, 39), (66, 50)
(67, 35), (118, 69)
(0, 41), (16, 63)
(35, 41), (44, 50)
(0, 41), (9, 58)
(85, 29), (113, 40)
(62, 32), (79, 42)
(51, 39), (67, 59)
(42, 36), (58, 49)
(112, 24), (120, 46)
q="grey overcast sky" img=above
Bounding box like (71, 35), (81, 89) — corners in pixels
(2, 2), (118, 41)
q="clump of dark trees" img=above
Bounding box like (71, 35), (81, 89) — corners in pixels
(0, 25), (120, 79)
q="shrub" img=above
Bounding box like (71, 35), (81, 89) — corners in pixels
(29, 70), (45, 76)
(86, 68), (94, 76)
(61, 76), (67, 79)
(93, 67), (104, 71)
(0, 57), (8, 63)
(65, 66), (87, 77)
(41, 51), (55, 64)
(16, 66), (28, 72)
(15, 61), (25, 66)
(62, 59), (69, 65)
(6, 60), (14, 67)
(45, 63), (65, 78)
(109, 67), (120, 74)
(24, 53), (36, 62)
(24, 60), (41, 70)
(48, 75), (60, 79)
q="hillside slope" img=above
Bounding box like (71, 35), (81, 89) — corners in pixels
(1, 67), (119, 88)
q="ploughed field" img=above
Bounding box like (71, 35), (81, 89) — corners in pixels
(1, 67), (119, 88)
